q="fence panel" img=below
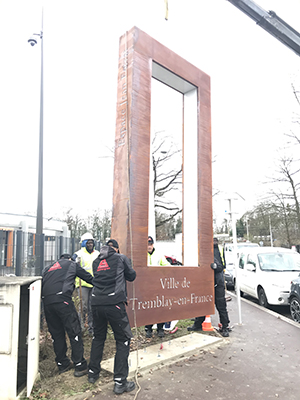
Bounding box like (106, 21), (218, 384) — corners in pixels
(0, 231), (82, 277)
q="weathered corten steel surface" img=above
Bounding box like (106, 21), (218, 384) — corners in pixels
(111, 27), (213, 327)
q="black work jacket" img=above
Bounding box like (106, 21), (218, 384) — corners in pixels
(213, 257), (225, 287)
(91, 245), (136, 305)
(42, 258), (93, 305)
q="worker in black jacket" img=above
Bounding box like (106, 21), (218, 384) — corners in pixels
(187, 257), (230, 337)
(42, 254), (93, 376)
(86, 241), (136, 394)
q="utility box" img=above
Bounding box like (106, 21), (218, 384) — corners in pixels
(0, 276), (42, 400)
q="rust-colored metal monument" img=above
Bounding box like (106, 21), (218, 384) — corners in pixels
(111, 26), (213, 327)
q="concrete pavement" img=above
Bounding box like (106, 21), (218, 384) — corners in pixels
(101, 328), (222, 377)
(69, 292), (300, 399)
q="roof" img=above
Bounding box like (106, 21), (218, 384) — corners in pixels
(0, 276), (42, 286)
(0, 212), (69, 235)
(240, 246), (297, 254)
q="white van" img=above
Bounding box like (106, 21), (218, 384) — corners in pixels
(224, 242), (259, 265)
(238, 247), (300, 307)
(224, 242), (259, 289)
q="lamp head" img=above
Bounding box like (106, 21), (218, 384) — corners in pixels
(28, 36), (38, 46)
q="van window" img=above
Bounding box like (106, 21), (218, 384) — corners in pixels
(247, 255), (256, 269)
(239, 254), (246, 269)
(258, 252), (300, 271)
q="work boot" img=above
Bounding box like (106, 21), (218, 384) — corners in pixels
(145, 329), (153, 338)
(88, 374), (99, 384)
(58, 363), (72, 374)
(187, 323), (202, 332)
(74, 368), (88, 377)
(219, 327), (230, 337)
(157, 329), (165, 338)
(113, 380), (136, 395)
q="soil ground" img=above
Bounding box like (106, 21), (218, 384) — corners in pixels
(28, 319), (209, 400)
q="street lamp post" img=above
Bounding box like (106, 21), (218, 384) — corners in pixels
(28, 9), (44, 274)
(269, 215), (273, 247)
(227, 198), (242, 325)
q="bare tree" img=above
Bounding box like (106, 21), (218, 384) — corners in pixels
(270, 192), (294, 247)
(86, 209), (111, 243)
(64, 208), (111, 242)
(270, 156), (300, 236)
(64, 209), (87, 239)
(261, 82), (300, 244)
(98, 131), (183, 236)
(152, 131), (182, 229)
(244, 195), (300, 247)
(239, 83), (300, 245)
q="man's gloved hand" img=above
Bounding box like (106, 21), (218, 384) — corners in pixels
(210, 262), (217, 270)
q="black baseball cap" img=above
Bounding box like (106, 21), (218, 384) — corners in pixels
(106, 239), (119, 249)
(148, 236), (154, 244)
(60, 253), (71, 259)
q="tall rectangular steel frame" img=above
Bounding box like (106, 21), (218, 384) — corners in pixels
(112, 27), (213, 327)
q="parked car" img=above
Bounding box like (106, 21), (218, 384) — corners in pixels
(224, 242), (259, 265)
(288, 276), (300, 323)
(224, 264), (236, 290)
(238, 247), (300, 307)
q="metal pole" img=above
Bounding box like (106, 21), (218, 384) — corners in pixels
(71, 237), (75, 255)
(40, 234), (45, 275)
(59, 236), (64, 258)
(269, 215), (273, 247)
(36, 9), (44, 274)
(15, 230), (23, 276)
(229, 198), (242, 325)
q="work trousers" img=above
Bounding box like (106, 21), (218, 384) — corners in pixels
(89, 303), (133, 382)
(77, 286), (93, 334)
(145, 323), (164, 332)
(44, 301), (87, 372)
(215, 283), (230, 328)
(194, 283), (230, 329)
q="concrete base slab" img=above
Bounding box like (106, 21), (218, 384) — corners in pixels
(101, 333), (223, 377)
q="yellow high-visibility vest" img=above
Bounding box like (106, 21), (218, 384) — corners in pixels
(75, 247), (99, 288)
(218, 245), (225, 267)
(148, 249), (170, 266)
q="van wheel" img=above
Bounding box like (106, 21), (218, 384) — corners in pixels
(258, 288), (268, 308)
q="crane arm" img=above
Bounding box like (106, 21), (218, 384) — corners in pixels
(227, 0), (300, 56)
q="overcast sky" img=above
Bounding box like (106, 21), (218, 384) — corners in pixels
(1, 0), (299, 222)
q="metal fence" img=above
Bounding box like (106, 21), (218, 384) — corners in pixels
(0, 231), (101, 277)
